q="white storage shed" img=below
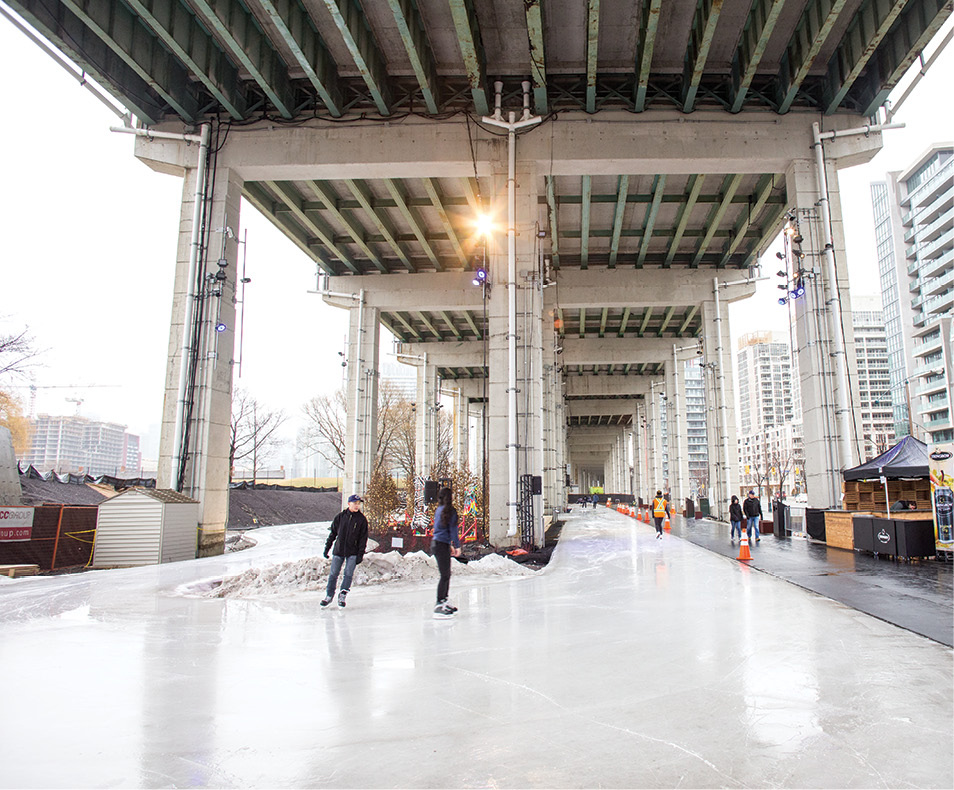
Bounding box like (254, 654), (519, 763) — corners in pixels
(92, 488), (199, 568)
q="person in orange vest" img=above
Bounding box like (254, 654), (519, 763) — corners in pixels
(652, 490), (669, 539)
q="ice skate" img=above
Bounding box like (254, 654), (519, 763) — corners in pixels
(433, 602), (456, 619)
(338, 590), (348, 608)
(320, 596), (332, 607)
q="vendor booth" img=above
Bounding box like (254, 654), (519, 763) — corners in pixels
(828, 437), (939, 559)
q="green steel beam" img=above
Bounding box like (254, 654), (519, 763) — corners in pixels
(637, 174), (667, 267)
(743, 208), (787, 267)
(730, 0), (788, 113)
(823, 0), (908, 113)
(307, 181), (387, 273)
(618, 307), (632, 337)
(608, 175), (629, 268)
(682, 0), (726, 112)
(384, 179), (442, 270)
(387, 0), (440, 113)
(599, 307), (608, 338)
(665, 174), (705, 267)
(438, 311), (463, 340)
(635, 0), (662, 110)
(657, 305), (676, 336)
(462, 310), (482, 338)
(721, 174), (775, 265)
(546, 176), (561, 268)
(525, 0), (548, 113)
(320, 0), (391, 115)
(775, 0), (849, 113)
(540, 191), (781, 206)
(677, 305), (699, 335)
(581, 175), (592, 269)
(344, 179), (415, 272)
(244, 182), (333, 273)
(125, 0), (246, 119)
(447, 0), (490, 115)
(851, 0), (949, 116)
(638, 308), (653, 336)
(579, 307), (587, 338)
(422, 178), (469, 268)
(60, 0), (198, 119)
(259, 0), (343, 115)
(586, 0), (600, 112)
(190, 0), (295, 118)
(461, 176), (482, 213)
(417, 311), (443, 339)
(267, 181), (358, 273)
(692, 174), (743, 266)
(8, 0), (166, 123)
(379, 315), (407, 342)
(622, 364), (632, 375)
(393, 311), (423, 340)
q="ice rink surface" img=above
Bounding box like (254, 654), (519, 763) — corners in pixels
(1, 508), (952, 788)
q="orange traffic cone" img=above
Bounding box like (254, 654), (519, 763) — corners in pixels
(663, 513), (671, 531)
(737, 530), (752, 561)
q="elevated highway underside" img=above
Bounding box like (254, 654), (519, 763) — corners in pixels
(6, 0), (950, 550)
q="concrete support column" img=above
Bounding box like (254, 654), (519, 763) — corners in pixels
(786, 159), (862, 507)
(343, 296), (380, 502)
(486, 150), (541, 545)
(649, 382), (665, 494)
(158, 166), (242, 556)
(633, 403), (643, 502)
(414, 361), (437, 481)
(453, 387), (469, 470)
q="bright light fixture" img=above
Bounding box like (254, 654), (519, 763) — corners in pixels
(475, 213), (494, 237)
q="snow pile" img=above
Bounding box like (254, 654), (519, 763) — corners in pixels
(206, 550), (535, 598)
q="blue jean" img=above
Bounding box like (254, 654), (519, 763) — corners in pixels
(731, 520), (742, 539)
(746, 517), (760, 541)
(325, 554), (357, 597)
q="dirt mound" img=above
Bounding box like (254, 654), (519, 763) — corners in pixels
(17, 476), (108, 506)
(228, 488), (342, 528)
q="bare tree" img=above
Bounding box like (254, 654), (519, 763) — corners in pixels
(0, 326), (41, 383)
(301, 389), (348, 471)
(230, 388), (287, 482)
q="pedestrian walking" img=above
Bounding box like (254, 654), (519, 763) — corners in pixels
(652, 490), (668, 539)
(581, 495), (587, 509)
(743, 490), (762, 543)
(729, 495), (744, 541)
(591, 492), (599, 508)
(432, 487), (461, 618)
(321, 494), (369, 608)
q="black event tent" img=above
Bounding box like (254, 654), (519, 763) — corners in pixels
(842, 436), (930, 481)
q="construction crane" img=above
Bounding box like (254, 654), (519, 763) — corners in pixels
(11, 384), (121, 418)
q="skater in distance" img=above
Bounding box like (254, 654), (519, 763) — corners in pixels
(320, 494), (369, 608)
(652, 490), (669, 539)
(432, 487), (461, 618)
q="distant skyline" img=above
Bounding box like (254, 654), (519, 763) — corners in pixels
(2, 13), (952, 463)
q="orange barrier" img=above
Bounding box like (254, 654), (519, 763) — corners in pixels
(737, 530), (752, 561)
(663, 514), (671, 531)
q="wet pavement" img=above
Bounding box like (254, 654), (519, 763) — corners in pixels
(0, 512), (952, 788)
(660, 509), (954, 647)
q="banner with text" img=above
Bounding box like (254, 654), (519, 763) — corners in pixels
(0, 507), (35, 542)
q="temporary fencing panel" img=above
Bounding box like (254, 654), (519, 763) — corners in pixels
(0, 505), (98, 570)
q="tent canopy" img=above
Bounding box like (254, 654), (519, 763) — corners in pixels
(843, 436), (930, 481)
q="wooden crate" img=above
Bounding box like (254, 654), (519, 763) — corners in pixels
(0, 564), (40, 578)
(842, 479), (932, 513)
(825, 511), (854, 550)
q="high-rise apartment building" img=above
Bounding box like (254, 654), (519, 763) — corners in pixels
(736, 331), (803, 495)
(24, 414), (140, 476)
(684, 358), (709, 497)
(852, 303), (896, 460)
(871, 144), (954, 443)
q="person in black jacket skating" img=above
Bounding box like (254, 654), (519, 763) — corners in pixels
(321, 494), (369, 608)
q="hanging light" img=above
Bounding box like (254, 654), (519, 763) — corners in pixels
(472, 267), (489, 286)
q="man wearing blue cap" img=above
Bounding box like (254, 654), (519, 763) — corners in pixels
(321, 494), (369, 608)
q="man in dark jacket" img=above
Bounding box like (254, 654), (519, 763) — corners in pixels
(743, 490), (762, 543)
(321, 494), (369, 608)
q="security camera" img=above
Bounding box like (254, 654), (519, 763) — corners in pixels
(696, 348), (703, 356)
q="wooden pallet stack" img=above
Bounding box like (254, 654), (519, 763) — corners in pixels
(842, 479), (932, 512)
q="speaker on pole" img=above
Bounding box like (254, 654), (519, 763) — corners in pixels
(531, 475), (542, 495)
(424, 480), (440, 503)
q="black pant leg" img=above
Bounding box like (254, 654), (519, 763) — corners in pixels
(434, 540), (451, 602)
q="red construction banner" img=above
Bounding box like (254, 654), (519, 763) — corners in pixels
(0, 507), (35, 542)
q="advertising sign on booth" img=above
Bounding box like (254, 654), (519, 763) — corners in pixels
(0, 507), (35, 542)
(929, 444), (954, 551)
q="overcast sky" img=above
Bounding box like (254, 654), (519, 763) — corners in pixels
(2, 14), (952, 462)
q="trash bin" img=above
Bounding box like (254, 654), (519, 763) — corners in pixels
(699, 498), (710, 517)
(773, 502), (789, 536)
(685, 498), (695, 519)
